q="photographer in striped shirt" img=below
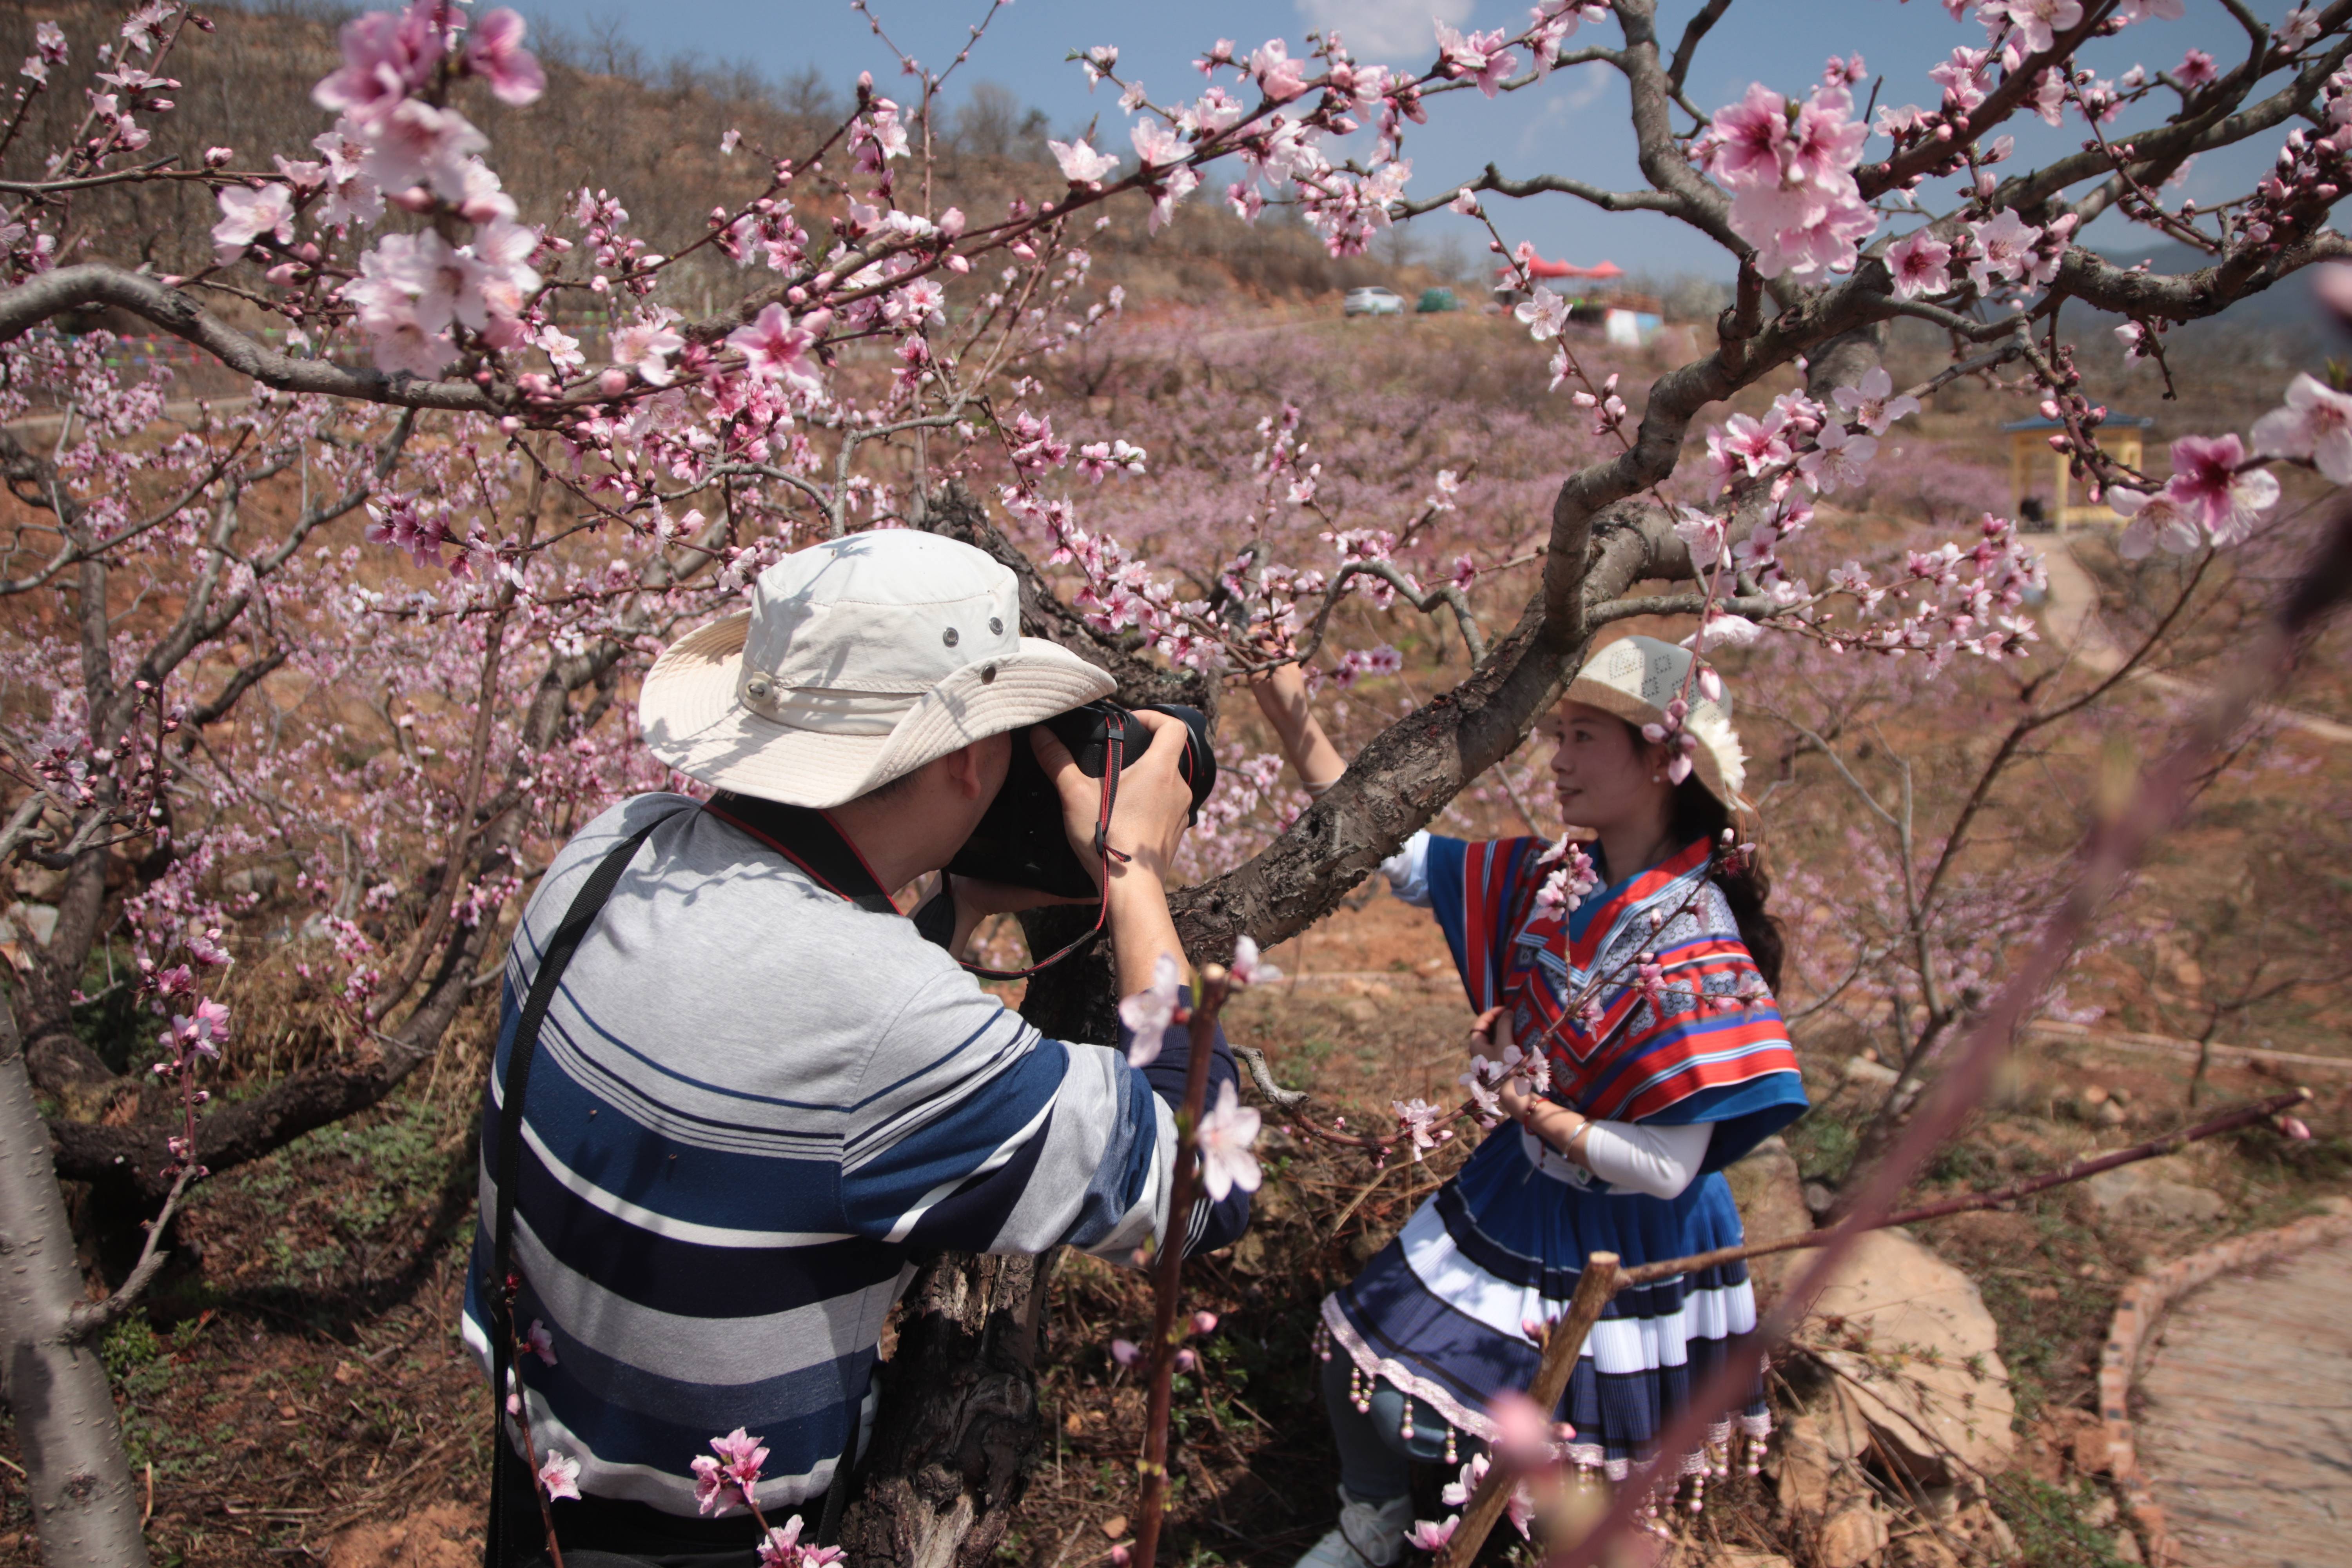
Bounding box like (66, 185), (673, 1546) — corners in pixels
(467, 532), (1252, 1564)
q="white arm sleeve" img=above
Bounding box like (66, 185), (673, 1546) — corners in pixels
(1578, 1119), (1714, 1200)
(1381, 830), (1434, 907)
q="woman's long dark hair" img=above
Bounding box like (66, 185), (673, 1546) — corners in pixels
(1668, 774), (1784, 993)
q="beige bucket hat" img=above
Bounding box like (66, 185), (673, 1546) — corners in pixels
(638, 531), (1116, 808)
(1563, 634), (1747, 804)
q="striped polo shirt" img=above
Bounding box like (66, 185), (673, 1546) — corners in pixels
(462, 793), (1244, 1515)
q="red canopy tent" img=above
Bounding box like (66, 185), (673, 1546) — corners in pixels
(1498, 255), (1625, 281)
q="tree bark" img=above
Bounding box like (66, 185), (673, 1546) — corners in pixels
(837, 1252), (1051, 1568)
(0, 991), (150, 1568)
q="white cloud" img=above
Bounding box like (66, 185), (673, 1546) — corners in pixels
(1293, 0), (1474, 64)
(1556, 59), (1608, 112)
(1516, 62), (1610, 158)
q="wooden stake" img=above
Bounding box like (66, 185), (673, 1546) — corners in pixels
(1436, 1251), (1622, 1568)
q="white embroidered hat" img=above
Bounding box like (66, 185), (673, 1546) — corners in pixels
(1563, 634), (1747, 804)
(637, 531), (1116, 808)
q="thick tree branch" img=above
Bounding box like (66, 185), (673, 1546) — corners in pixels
(0, 264), (494, 412)
(2058, 230), (2352, 321)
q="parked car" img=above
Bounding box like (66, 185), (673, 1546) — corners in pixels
(1416, 288), (1460, 314)
(1343, 286), (1405, 317)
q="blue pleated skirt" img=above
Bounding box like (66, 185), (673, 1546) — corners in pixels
(1320, 1128), (1771, 1479)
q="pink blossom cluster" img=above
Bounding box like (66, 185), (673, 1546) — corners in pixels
(1408, 1408), (1552, 1551)
(1461, 1039), (1551, 1127)
(1533, 835), (1599, 914)
(1698, 63), (1875, 279)
(1391, 1097), (1452, 1159)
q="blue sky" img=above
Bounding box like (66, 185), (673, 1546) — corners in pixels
(517, 0), (2315, 278)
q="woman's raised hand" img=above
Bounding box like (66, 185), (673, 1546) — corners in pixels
(1245, 642), (1347, 794)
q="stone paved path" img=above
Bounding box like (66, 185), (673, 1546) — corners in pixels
(2038, 538), (2352, 746)
(2137, 1236), (2352, 1566)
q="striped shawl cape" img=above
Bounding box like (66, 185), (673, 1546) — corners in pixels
(1425, 835), (1805, 1171)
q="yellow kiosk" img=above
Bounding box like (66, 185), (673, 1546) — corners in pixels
(2004, 413), (2154, 530)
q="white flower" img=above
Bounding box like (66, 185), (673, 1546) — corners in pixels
(537, 1450), (582, 1503)
(1196, 1079), (1262, 1201)
(2250, 371), (2352, 485)
(612, 312), (685, 387)
(1049, 137), (1120, 185)
(1131, 118), (1187, 169)
(1800, 421), (1878, 494)
(1513, 285), (1570, 342)
(2108, 486), (2203, 559)
(1459, 1059), (1504, 1119)
(212, 183), (295, 264)
(360, 100), (488, 201)
(1118, 951), (1184, 1065)
(1392, 1098), (1451, 1160)
(1229, 935), (1281, 985)
(1674, 506), (1727, 569)
(1831, 366), (1921, 435)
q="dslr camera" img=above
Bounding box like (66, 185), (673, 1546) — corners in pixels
(946, 700), (1216, 898)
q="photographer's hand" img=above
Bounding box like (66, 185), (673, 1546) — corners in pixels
(1034, 711), (1194, 998)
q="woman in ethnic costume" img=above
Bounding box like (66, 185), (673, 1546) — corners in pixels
(1250, 635), (1809, 1568)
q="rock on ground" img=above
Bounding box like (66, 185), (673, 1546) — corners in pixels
(2083, 1158), (2227, 1227)
(1794, 1229), (2017, 1486)
(1725, 1135), (1813, 1307)
(1814, 1499), (1891, 1568)
(1770, 1404), (1875, 1520)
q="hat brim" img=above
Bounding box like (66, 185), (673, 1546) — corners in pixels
(1563, 673), (1744, 806)
(638, 610), (1118, 808)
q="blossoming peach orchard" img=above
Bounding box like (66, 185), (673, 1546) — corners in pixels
(2, 0), (2350, 1562)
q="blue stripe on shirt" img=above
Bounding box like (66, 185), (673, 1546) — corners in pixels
(838, 1038), (1069, 1229)
(485, 988), (847, 1235)
(509, 1136), (898, 1319)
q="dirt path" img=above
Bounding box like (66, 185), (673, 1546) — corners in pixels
(2135, 1235), (2352, 1566)
(2038, 534), (2352, 745)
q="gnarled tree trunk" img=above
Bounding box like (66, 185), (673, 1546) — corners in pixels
(837, 1253), (1054, 1568)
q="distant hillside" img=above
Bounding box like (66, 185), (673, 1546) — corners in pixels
(2, 1), (1459, 314)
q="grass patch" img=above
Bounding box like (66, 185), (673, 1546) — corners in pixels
(1990, 1476), (2137, 1567)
